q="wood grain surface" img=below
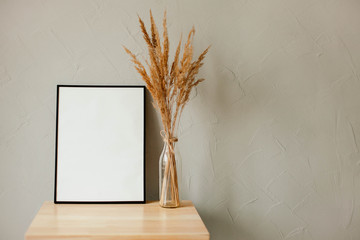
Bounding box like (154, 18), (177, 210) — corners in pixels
(25, 201), (209, 240)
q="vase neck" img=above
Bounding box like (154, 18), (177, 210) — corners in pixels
(160, 130), (178, 144)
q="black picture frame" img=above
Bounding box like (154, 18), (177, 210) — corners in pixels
(54, 85), (146, 204)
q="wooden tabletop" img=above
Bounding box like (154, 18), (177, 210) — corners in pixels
(25, 201), (209, 240)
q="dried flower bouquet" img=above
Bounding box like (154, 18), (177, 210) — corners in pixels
(124, 10), (209, 207)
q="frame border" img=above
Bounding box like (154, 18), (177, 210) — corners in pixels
(54, 85), (146, 204)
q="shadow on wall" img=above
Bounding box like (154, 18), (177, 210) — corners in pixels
(144, 89), (163, 201)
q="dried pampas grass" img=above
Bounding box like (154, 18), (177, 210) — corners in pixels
(124, 10), (209, 207)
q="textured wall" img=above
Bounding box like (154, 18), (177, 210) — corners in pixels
(1, 0), (360, 239)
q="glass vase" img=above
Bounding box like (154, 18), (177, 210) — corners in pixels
(159, 141), (181, 208)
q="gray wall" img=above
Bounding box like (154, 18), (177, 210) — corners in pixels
(1, 0), (360, 239)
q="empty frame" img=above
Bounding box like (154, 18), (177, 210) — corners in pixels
(55, 85), (145, 203)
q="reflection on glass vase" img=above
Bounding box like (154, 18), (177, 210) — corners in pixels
(159, 141), (181, 208)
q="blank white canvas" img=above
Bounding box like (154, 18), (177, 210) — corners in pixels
(56, 86), (144, 202)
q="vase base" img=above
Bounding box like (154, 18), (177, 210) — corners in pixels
(159, 201), (180, 208)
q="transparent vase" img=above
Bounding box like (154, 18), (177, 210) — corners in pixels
(159, 141), (181, 208)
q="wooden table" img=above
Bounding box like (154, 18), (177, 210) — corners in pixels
(25, 201), (209, 240)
